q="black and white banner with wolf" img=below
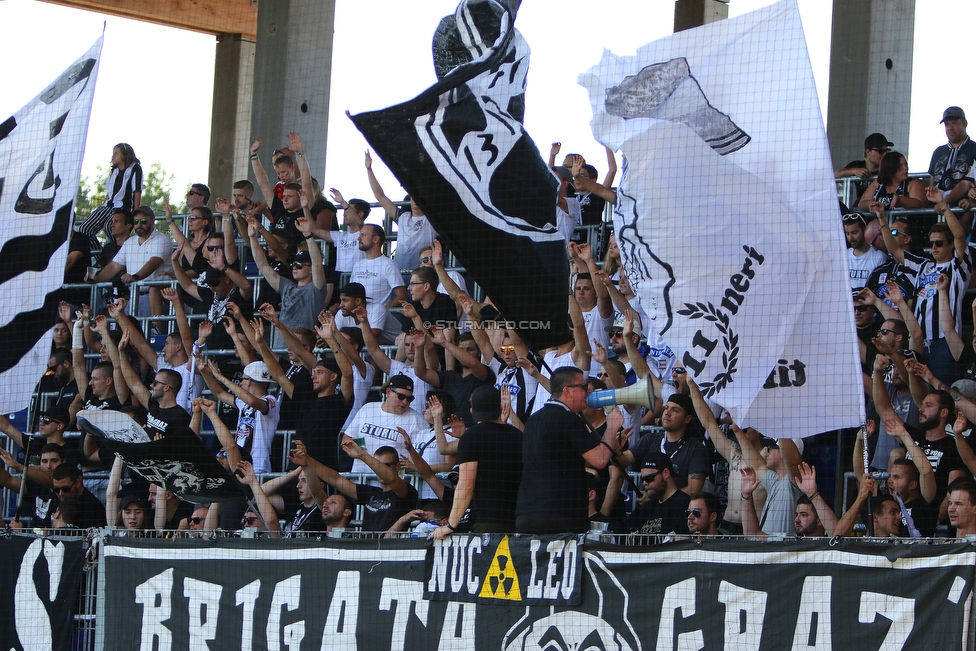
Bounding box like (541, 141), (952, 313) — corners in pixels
(0, 38), (101, 412)
(580, 0), (861, 437)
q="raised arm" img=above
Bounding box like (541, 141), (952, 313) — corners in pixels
(342, 436), (412, 499)
(249, 137), (273, 202)
(296, 211), (325, 290)
(927, 189), (969, 260)
(886, 415), (937, 504)
(245, 218), (281, 293)
(399, 427), (449, 501)
(570, 156), (616, 203)
(200, 398), (240, 467)
(108, 299), (158, 368)
(111, 330), (146, 408)
(797, 462), (839, 535)
(364, 150), (399, 217)
(738, 467), (767, 540)
(872, 202), (905, 265)
(70, 310), (90, 391)
(286, 131), (314, 198)
(602, 147), (617, 188)
(237, 460), (281, 537)
(688, 378), (734, 462)
(354, 307), (392, 375)
(833, 473), (876, 536)
(951, 411), (976, 483)
(937, 274), (965, 360)
(568, 293), (592, 372)
(299, 445), (360, 504)
(160, 288), (195, 356)
(871, 354), (900, 424)
(622, 309), (652, 381)
(105, 456), (125, 526)
(430, 240), (464, 303)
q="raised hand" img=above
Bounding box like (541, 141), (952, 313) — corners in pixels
(197, 319), (213, 341)
(211, 245), (227, 271)
(258, 303), (278, 324)
(400, 300), (419, 320)
(550, 142), (561, 158)
(797, 462), (818, 497)
(160, 287), (178, 303)
(215, 197), (230, 214)
(287, 439), (309, 467)
(250, 137), (261, 156)
(499, 385), (512, 423)
(58, 301), (73, 324)
(329, 188), (346, 206)
(397, 426), (415, 451)
(739, 467), (759, 499)
(351, 306), (369, 326)
(364, 150), (373, 169)
(286, 131), (303, 153)
(431, 239), (444, 267)
(592, 339), (608, 365)
(340, 435), (364, 459)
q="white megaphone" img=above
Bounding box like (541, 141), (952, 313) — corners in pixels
(586, 375), (657, 411)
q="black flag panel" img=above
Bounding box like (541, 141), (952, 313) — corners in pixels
(350, 0), (570, 350)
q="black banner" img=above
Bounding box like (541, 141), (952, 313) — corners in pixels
(0, 536), (84, 651)
(100, 536), (975, 650)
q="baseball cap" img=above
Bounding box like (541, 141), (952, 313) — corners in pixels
(291, 250), (312, 265)
(605, 313), (642, 338)
(243, 361), (272, 383)
(119, 494), (151, 511)
(388, 374), (414, 392)
(40, 406), (70, 425)
(942, 106), (966, 123)
(863, 133), (893, 149)
(316, 355), (341, 374)
(642, 453), (673, 472)
(340, 282), (368, 301)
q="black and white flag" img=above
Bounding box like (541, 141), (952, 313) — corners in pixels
(0, 38), (102, 412)
(579, 0), (861, 436)
(350, 0), (570, 350)
(78, 410), (242, 504)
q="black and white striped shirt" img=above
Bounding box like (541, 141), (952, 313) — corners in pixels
(103, 163), (143, 212)
(903, 249), (972, 341)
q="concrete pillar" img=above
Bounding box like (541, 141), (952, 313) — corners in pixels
(250, 0), (336, 191)
(209, 34), (256, 198)
(827, 0), (915, 170)
(674, 0), (729, 32)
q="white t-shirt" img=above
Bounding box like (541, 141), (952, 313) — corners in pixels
(327, 230), (366, 273)
(556, 197), (581, 246)
(157, 354), (203, 412)
(582, 305), (613, 377)
(113, 229), (174, 281)
(340, 362), (377, 433)
(848, 246), (887, 289)
(234, 394), (281, 474)
(343, 402), (428, 474)
(394, 213), (437, 272)
(350, 255), (404, 306)
(334, 304), (402, 345)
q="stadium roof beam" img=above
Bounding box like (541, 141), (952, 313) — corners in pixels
(39, 0), (258, 39)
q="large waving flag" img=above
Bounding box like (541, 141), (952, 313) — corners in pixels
(579, 0), (861, 437)
(350, 0), (570, 350)
(0, 38), (102, 412)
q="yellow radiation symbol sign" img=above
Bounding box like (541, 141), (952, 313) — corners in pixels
(479, 535), (522, 601)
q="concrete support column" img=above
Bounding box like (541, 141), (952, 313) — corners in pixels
(250, 0), (336, 191)
(674, 0), (729, 33)
(209, 34), (255, 198)
(827, 0), (915, 169)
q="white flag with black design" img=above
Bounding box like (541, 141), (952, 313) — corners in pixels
(0, 38), (101, 413)
(580, 0), (861, 436)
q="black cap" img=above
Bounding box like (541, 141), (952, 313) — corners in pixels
(119, 494), (151, 511)
(942, 106), (966, 123)
(388, 374), (414, 392)
(316, 355), (341, 374)
(666, 393), (694, 415)
(40, 406), (70, 425)
(642, 453), (672, 472)
(470, 386), (501, 422)
(864, 133), (893, 149)
(291, 250), (312, 265)
(340, 282), (368, 300)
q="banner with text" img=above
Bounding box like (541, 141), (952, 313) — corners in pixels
(1, 536), (85, 651)
(100, 536), (974, 650)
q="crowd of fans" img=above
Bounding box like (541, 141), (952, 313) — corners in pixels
(7, 106), (976, 542)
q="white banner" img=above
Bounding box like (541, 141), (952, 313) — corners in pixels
(579, 0), (861, 436)
(0, 37), (101, 412)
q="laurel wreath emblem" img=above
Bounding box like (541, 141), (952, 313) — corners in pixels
(676, 301), (739, 398)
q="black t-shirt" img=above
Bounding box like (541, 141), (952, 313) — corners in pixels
(298, 394), (351, 470)
(17, 480), (58, 527)
(145, 400), (192, 439)
(578, 192), (607, 226)
(163, 499), (195, 530)
(411, 293), (457, 331)
(629, 433), (710, 491)
(356, 482), (419, 532)
(901, 495), (939, 537)
(516, 402), (599, 532)
(906, 427), (967, 498)
(630, 489), (691, 535)
(283, 502), (324, 538)
(75, 488), (107, 529)
(278, 363), (313, 431)
(438, 368), (495, 426)
(81, 388), (123, 413)
(841, 159), (873, 203)
(457, 421), (522, 529)
(270, 208), (302, 250)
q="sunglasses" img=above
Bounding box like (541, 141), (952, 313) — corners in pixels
(870, 148), (890, 154)
(133, 218), (150, 224)
(189, 517), (204, 525)
(241, 516), (260, 526)
(877, 328), (895, 336)
(150, 380), (170, 389)
(842, 213), (866, 224)
(929, 240), (947, 247)
(291, 262), (310, 269)
(390, 389), (415, 403)
(39, 416), (52, 425)
(207, 245), (224, 252)
(685, 509), (703, 517)
(854, 305), (872, 313)
(498, 345), (515, 353)
(889, 229), (905, 237)
(419, 256), (432, 264)
(187, 214), (202, 220)
(53, 485), (75, 494)
(187, 190), (204, 197)
(641, 472), (659, 483)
